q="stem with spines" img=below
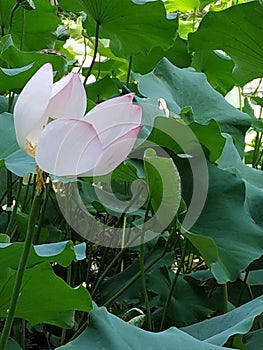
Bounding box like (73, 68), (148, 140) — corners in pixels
(0, 191), (43, 350)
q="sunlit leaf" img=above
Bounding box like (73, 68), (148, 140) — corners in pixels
(0, 0), (59, 50)
(60, 0), (178, 57)
(135, 58), (250, 154)
(0, 262), (92, 327)
(0, 240), (86, 268)
(164, 0), (200, 12)
(144, 148), (181, 232)
(191, 50), (237, 95)
(0, 35), (67, 83)
(189, 1), (263, 84)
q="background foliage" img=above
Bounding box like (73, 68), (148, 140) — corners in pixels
(0, 0), (263, 349)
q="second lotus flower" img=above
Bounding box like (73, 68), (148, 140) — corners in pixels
(14, 64), (142, 177)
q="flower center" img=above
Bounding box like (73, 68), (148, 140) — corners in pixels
(36, 165), (46, 195)
(26, 139), (37, 156)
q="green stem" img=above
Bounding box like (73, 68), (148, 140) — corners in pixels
(126, 56), (132, 87)
(192, 9), (196, 32)
(6, 170), (13, 221)
(237, 271), (250, 306)
(83, 21), (100, 86)
(34, 181), (52, 244)
(252, 131), (262, 168)
(238, 86), (243, 112)
(21, 174), (32, 211)
(21, 319), (26, 350)
(0, 192), (43, 350)
(5, 177), (23, 236)
(104, 238), (170, 307)
(139, 199), (152, 330)
(139, 237), (152, 330)
(7, 170), (12, 207)
(85, 242), (93, 287)
(75, 236), (172, 341)
(60, 186), (72, 346)
(91, 248), (125, 298)
(20, 8), (26, 50)
(78, 36), (88, 74)
(8, 92), (15, 113)
(8, 2), (20, 34)
(160, 239), (188, 330)
(121, 216), (127, 271)
(223, 283), (228, 314)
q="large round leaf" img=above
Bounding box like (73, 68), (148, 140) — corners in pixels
(189, 161), (263, 283)
(189, 1), (263, 84)
(0, 0), (60, 50)
(60, 0), (178, 57)
(134, 58), (250, 154)
(0, 35), (67, 83)
(0, 262), (92, 328)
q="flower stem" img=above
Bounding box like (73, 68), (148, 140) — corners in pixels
(5, 177), (23, 236)
(83, 21), (100, 86)
(160, 239), (188, 330)
(0, 191), (43, 350)
(126, 56), (133, 87)
(139, 237), (152, 330)
(139, 199), (152, 330)
(223, 283), (228, 314)
(91, 248), (125, 298)
(8, 2), (20, 34)
(104, 247), (167, 308)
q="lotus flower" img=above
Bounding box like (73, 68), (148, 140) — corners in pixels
(14, 63), (87, 157)
(14, 63), (142, 177)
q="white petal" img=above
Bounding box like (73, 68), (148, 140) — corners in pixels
(45, 72), (87, 120)
(84, 102), (142, 147)
(14, 63), (53, 152)
(84, 125), (142, 176)
(36, 119), (103, 176)
(90, 93), (135, 113)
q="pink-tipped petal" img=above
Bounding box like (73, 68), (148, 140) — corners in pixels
(84, 125), (143, 176)
(90, 93), (135, 113)
(14, 63), (53, 152)
(45, 72), (87, 120)
(36, 119), (103, 176)
(84, 102), (142, 147)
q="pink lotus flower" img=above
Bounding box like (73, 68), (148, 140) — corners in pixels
(14, 63), (87, 156)
(14, 64), (142, 176)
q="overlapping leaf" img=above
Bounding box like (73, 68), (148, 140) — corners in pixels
(59, 0), (178, 57)
(182, 296), (263, 346)
(164, 0), (200, 11)
(132, 35), (191, 74)
(0, 0), (60, 50)
(217, 135), (263, 229)
(0, 240), (86, 268)
(0, 262), (92, 328)
(191, 50), (237, 95)
(144, 148), (181, 232)
(147, 268), (214, 327)
(135, 58), (250, 154)
(189, 1), (263, 84)
(188, 161), (263, 283)
(56, 306), (231, 350)
(0, 35), (67, 88)
(0, 112), (36, 176)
